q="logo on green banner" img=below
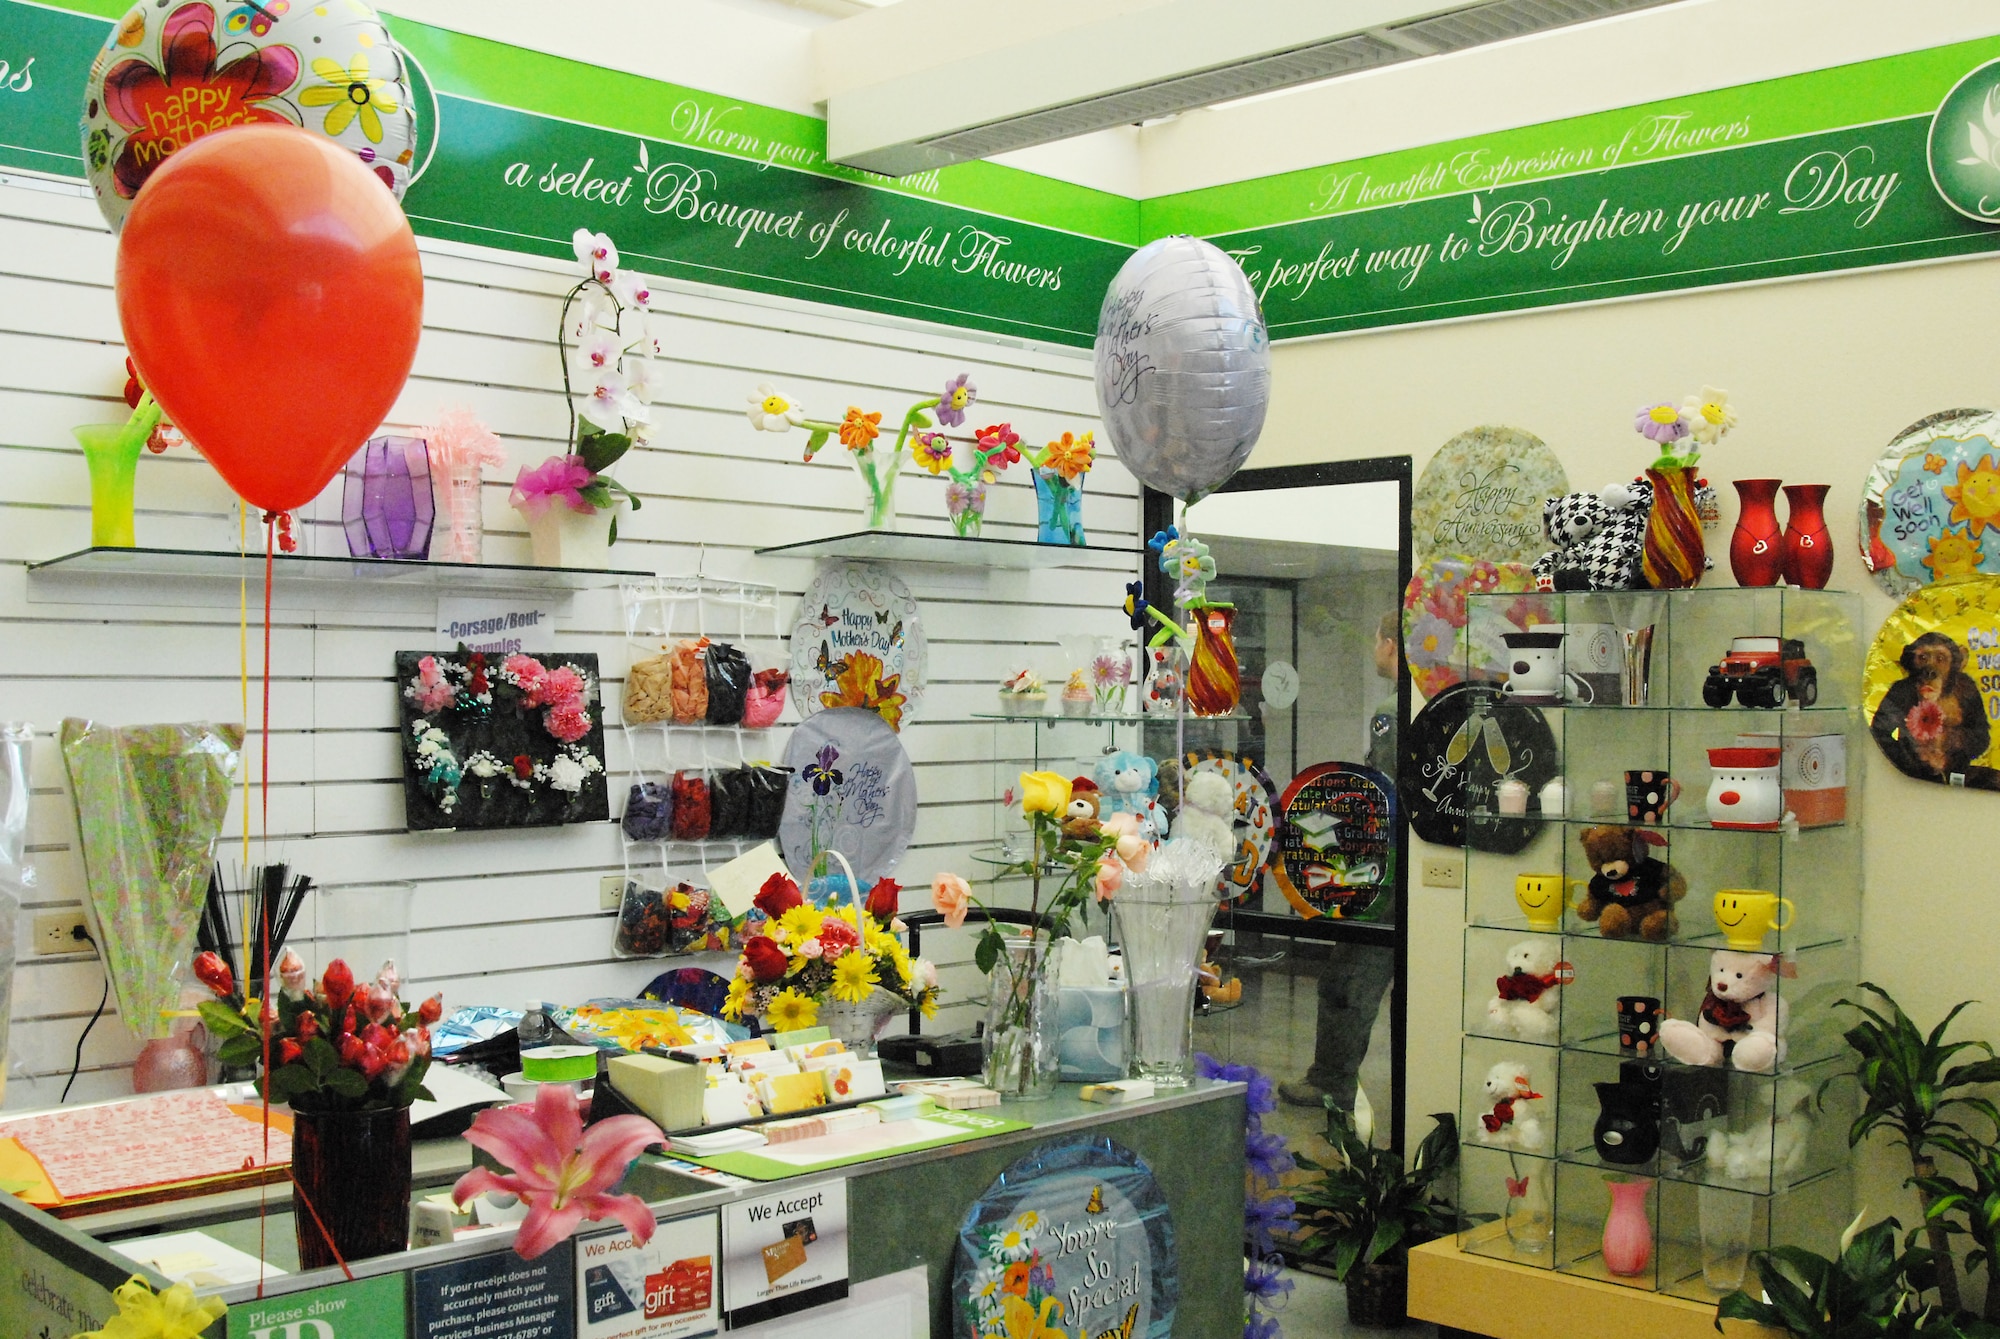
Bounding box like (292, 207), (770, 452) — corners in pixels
(225, 1273), (406, 1339)
(1929, 57), (2000, 223)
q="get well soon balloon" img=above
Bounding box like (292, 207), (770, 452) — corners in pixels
(117, 123), (423, 514)
(1093, 235), (1270, 505)
(82, 0), (418, 233)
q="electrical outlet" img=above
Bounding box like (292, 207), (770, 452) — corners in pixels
(33, 912), (90, 955)
(1420, 854), (1464, 889)
(600, 875), (626, 911)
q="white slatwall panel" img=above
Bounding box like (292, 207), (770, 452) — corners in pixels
(0, 175), (1140, 1106)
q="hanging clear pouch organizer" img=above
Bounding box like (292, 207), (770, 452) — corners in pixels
(0, 724), (29, 1103)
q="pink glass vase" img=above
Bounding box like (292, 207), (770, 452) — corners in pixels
(132, 1032), (208, 1092)
(1602, 1176), (1654, 1277)
(1781, 484), (1833, 589)
(1729, 479), (1784, 586)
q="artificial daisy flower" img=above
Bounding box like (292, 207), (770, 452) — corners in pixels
(747, 383), (805, 433)
(765, 988), (818, 1032)
(1680, 385), (1736, 444)
(911, 430), (953, 474)
(830, 952), (879, 1003)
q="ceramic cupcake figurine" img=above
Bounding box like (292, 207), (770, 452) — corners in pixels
(1062, 669), (1093, 717)
(998, 669), (1047, 717)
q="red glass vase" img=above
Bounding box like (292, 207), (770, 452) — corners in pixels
(1729, 479), (1785, 586)
(1781, 484), (1833, 589)
(1642, 466), (1706, 589)
(291, 1106), (411, 1268)
(1185, 606), (1241, 717)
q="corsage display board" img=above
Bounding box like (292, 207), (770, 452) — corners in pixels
(1860, 408), (2000, 595)
(1271, 762), (1397, 921)
(397, 649), (610, 830)
(1863, 575), (2000, 791)
(950, 1134), (1176, 1339)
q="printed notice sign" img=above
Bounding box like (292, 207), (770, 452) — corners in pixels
(720, 1179), (848, 1328)
(436, 597), (558, 654)
(577, 1213), (720, 1339)
(227, 1273), (406, 1339)
(414, 1246), (575, 1339)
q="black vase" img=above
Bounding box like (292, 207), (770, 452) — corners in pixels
(1593, 1080), (1660, 1165)
(291, 1106), (411, 1268)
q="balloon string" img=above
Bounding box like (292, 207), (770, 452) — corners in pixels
(258, 513), (275, 1292)
(239, 503), (252, 955)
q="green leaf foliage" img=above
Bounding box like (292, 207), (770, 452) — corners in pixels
(575, 419), (632, 473)
(197, 999), (251, 1038)
(1291, 1110), (1460, 1281)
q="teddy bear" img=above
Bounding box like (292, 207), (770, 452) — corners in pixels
(1476, 1057), (1546, 1152)
(1062, 777), (1103, 840)
(1094, 750), (1169, 839)
(1175, 768), (1238, 854)
(1659, 949), (1793, 1073)
(1574, 825), (1687, 940)
(1532, 480), (1654, 591)
(1485, 939), (1567, 1042)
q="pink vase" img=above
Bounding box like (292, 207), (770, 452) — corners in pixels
(1729, 479), (1784, 586)
(1602, 1176), (1654, 1277)
(132, 1032), (208, 1092)
(1781, 484), (1833, 589)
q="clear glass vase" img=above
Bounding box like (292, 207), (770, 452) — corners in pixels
(1114, 841), (1225, 1087)
(1503, 1158), (1552, 1255)
(434, 461), (486, 564)
(983, 937), (1060, 1100)
(946, 479), (987, 538)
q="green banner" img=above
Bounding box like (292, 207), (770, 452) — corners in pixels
(226, 1273), (406, 1339)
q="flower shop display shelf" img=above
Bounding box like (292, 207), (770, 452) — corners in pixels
(27, 546), (650, 604)
(0, 1078), (1250, 1339)
(756, 529), (1143, 571)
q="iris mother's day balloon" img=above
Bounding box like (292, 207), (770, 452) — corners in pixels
(1093, 235), (1270, 504)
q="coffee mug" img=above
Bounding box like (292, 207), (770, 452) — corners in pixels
(1514, 873), (1568, 930)
(1617, 996), (1662, 1057)
(1626, 770), (1681, 824)
(1714, 889), (1794, 950)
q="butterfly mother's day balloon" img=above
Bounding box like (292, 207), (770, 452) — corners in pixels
(1093, 235), (1270, 504)
(82, 0), (418, 232)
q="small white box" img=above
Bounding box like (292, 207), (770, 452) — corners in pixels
(1782, 733), (1847, 826)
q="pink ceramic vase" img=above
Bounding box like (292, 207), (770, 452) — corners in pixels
(1729, 479), (1785, 586)
(1602, 1176), (1654, 1277)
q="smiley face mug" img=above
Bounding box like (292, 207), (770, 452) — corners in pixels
(1713, 888), (1795, 950)
(1514, 873), (1576, 931)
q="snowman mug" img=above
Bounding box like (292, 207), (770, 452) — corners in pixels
(1714, 889), (1795, 950)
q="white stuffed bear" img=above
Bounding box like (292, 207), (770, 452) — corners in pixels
(1707, 1078), (1813, 1184)
(1659, 950), (1793, 1073)
(1176, 768), (1237, 855)
(1485, 939), (1565, 1042)
(1475, 1057), (1546, 1152)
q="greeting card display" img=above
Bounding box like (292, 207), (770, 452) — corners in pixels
(1271, 762), (1397, 920)
(396, 650), (610, 830)
(789, 562), (927, 731)
(1860, 408), (2000, 595)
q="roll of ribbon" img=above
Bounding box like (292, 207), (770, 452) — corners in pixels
(520, 1044), (599, 1083)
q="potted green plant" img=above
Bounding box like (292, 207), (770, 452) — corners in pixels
(1835, 984), (2000, 1315)
(1292, 1108), (1459, 1328)
(1917, 1134), (2000, 1325)
(1716, 1213), (1952, 1337)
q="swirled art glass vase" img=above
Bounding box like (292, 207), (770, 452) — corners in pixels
(1641, 465), (1706, 589)
(1185, 605), (1241, 716)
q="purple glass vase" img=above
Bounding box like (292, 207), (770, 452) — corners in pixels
(343, 436), (434, 560)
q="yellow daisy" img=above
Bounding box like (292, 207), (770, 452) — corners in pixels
(723, 976), (752, 1021)
(831, 953), (879, 1004)
(299, 53), (400, 143)
(778, 904), (824, 946)
(919, 990), (938, 1020)
(766, 988), (819, 1032)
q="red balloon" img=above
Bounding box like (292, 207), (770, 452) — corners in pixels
(116, 123), (423, 514)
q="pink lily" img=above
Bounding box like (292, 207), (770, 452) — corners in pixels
(451, 1083), (662, 1260)
(510, 455), (597, 518)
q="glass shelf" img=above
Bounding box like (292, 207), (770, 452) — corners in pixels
(975, 711), (1249, 724)
(756, 530), (1142, 570)
(1469, 811), (1849, 836)
(1475, 700), (1852, 716)
(28, 546), (650, 592)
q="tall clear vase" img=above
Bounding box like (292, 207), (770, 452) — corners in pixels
(1114, 841), (1225, 1088)
(983, 937), (1060, 1100)
(435, 461), (486, 564)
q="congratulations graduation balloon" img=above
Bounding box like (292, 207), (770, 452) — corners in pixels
(1093, 235), (1270, 504)
(81, 0), (418, 232)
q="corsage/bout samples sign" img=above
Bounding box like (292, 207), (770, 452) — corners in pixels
(952, 1136), (1176, 1339)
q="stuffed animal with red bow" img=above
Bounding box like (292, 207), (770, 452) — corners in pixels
(1574, 824), (1687, 940)
(1659, 949), (1794, 1073)
(1476, 1057), (1546, 1152)
(1485, 939), (1570, 1042)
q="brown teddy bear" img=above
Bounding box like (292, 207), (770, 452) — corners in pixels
(1574, 825), (1686, 940)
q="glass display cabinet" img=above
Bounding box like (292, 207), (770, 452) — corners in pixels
(1451, 586), (1863, 1303)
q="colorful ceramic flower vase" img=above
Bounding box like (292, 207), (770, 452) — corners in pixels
(342, 435), (434, 561)
(1781, 483), (1834, 589)
(1641, 466), (1706, 589)
(291, 1106), (412, 1268)
(434, 461), (486, 563)
(1729, 478), (1785, 586)
(1186, 605), (1242, 716)
(73, 421), (145, 548)
(1601, 1175), (1654, 1277)
(946, 479), (987, 538)
(1033, 470), (1086, 546)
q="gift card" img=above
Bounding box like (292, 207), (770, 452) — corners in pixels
(761, 1232), (807, 1284)
(782, 1216), (817, 1246)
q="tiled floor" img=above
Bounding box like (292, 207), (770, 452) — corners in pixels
(1269, 1265), (1448, 1337)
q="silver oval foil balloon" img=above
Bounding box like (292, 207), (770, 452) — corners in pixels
(1094, 236), (1270, 504)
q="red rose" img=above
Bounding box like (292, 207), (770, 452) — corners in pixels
(742, 935), (789, 983)
(191, 950), (234, 998)
(277, 1039), (302, 1067)
(295, 1011), (320, 1041)
(320, 959), (355, 1009)
(513, 754), (534, 779)
(754, 873), (804, 919)
(418, 993), (443, 1026)
(866, 878), (901, 921)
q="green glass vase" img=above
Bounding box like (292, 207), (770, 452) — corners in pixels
(73, 420), (147, 548)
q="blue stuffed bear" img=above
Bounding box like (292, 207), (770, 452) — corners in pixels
(1094, 750), (1168, 839)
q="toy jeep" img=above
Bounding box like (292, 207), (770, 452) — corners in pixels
(1702, 636), (1818, 709)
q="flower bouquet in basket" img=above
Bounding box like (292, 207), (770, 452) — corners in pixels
(722, 860), (940, 1053)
